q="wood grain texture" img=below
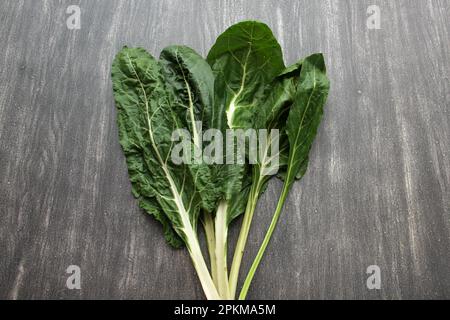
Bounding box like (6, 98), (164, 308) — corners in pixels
(0, 0), (449, 299)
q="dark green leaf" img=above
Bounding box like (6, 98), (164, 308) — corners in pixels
(285, 53), (330, 183)
(207, 20), (285, 130)
(112, 47), (203, 246)
(159, 45), (219, 212)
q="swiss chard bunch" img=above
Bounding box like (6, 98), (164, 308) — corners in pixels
(111, 20), (330, 300)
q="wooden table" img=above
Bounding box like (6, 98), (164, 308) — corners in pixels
(0, 0), (449, 299)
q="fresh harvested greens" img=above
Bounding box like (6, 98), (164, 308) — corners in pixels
(111, 20), (330, 300)
(112, 47), (220, 299)
(239, 54), (330, 299)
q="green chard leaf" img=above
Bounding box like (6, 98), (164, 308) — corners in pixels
(205, 20), (286, 298)
(207, 20), (285, 130)
(238, 53), (330, 300)
(159, 45), (219, 213)
(284, 53), (329, 183)
(206, 20), (288, 224)
(207, 21), (288, 298)
(158, 45), (225, 292)
(112, 47), (219, 299)
(253, 60), (303, 180)
(227, 59), (304, 298)
(112, 47), (201, 242)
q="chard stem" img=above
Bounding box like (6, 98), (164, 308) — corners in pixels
(228, 170), (263, 299)
(187, 240), (221, 300)
(238, 180), (290, 300)
(202, 212), (218, 288)
(215, 200), (230, 299)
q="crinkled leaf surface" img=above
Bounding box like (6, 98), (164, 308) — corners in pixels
(159, 45), (219, 213)
(112, 47), (204, 247)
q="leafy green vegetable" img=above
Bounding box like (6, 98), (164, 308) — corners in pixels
(159, 45), (219, 212)
(207, 20), (285, 130)
(226, 60), (303, 298)
(111, 20), (329, 300)
(207, 21), (287, 298)
(112, 47), (219, 299)
(158, 46), (222, 286)
(239, 53), (330, 299)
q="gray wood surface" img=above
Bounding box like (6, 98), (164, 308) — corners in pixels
(0, 0), (449, 300)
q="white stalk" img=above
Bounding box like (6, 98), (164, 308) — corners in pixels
(215, 200), (230, 299)
(203, 213), (218, 287)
